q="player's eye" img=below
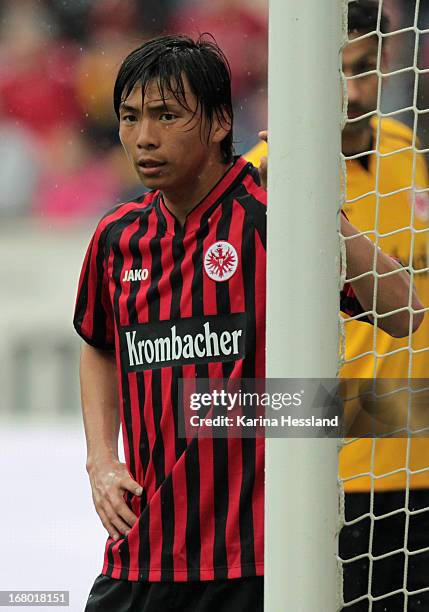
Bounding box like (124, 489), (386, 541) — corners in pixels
(160, 112), (177, 121)
(356, 61), (377, 75)
(122, 114), (137, 124)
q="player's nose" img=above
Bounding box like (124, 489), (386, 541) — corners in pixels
(346, 76), (361, 106)
(136, 118), (160, 150)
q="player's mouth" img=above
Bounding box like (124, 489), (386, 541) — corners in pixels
(138, 159), (167, 176)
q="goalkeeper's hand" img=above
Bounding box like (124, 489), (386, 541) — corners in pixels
(258, 130), (268, 190)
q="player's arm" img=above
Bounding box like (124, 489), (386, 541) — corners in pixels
(81, 342), (142, 541)
(341, 215), (424, 337)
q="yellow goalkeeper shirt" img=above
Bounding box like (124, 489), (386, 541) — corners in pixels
(245, 117), (429, 491)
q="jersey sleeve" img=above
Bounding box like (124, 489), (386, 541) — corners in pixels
(340, 282), (371, 323)
(73, 223), (115, 350)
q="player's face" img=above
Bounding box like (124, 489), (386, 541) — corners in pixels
(342, 34), (380, 138)
(118, 77), (221, 192)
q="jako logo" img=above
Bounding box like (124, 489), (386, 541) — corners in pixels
(204, 241), (238, 282)
(122, 268), (149, 282)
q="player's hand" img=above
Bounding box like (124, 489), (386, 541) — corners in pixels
(86, 456), (142, 541)
(258, 130), (268, 190)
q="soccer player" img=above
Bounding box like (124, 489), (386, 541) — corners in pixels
(247, 1), (429, 610)
(74, 35), (422, 611)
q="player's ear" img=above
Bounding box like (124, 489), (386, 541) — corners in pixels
(210, 108), (232, 145)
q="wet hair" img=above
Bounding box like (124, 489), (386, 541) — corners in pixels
(113, 34), (234, 164)
(348, 0), (390, 35)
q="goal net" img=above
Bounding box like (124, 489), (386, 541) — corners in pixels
(339, 1), (429, 610)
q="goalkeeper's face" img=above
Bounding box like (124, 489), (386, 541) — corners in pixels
(342, 34), (381, 139)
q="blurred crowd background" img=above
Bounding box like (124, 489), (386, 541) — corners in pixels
(0, 0), (427, 224)
(0, 0), (268, 223)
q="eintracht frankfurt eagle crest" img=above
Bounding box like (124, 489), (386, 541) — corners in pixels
(204, 241), (238, 282)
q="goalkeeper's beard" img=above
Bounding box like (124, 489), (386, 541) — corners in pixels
(342, 116), (372, 157)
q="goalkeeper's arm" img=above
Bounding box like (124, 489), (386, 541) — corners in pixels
(341, 215), (424, 337)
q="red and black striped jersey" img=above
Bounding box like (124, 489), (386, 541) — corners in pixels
(74, 156), (366, 583)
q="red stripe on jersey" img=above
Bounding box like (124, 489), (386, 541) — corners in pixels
(228, 199), (246, 314)
(179, 223), (198, 438)
(225, 436), (243, 577)
(127, 372), (143, 575)
(158, 231), (177, 474)
(148, 488), (163, 581)
(172, 455), (188, 580)
(202, 206), (223, 316)
(197, 437), (215, 581)
(142, 370), (157, 500)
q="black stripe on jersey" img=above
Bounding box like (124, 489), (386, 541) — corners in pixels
(211, 197), (235, 579)
(110, 218), (132, 578)
(167, 215), (199, 581)
(126, 214), (150, 323)
(215, 198), (234, 369)
(105, 206), (155, 577)
(237, 209), (257, 572)
(137, 374), (150, 581)
(184, 205), (218, 581)
(147, 212), (166, 492)
(169, 216), (188, 461)
(123, 211), (153, 580)
(145, 211), (177, 581)
(340, 292), (370, 322)
(75, 243), (91, 337)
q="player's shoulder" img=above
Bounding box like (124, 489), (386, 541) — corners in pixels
(244, 140), (268, 168)
(372, 117), (415, 150)
(93, 190), (158, 241)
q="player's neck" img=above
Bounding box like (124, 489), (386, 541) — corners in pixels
(161, 158), (233, 226)
(342, 127), (372, 158)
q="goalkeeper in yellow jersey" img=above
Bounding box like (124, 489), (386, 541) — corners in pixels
(246, 1), (429, 610)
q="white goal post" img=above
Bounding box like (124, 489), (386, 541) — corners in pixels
(265, 0), (344, 610)
(266, 0), (429, 609)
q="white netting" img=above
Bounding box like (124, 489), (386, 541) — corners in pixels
(339, 1), (429, 610)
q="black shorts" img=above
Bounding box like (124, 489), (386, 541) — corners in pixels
(340, 489), (429, 612)
(85, 573), (264, 612)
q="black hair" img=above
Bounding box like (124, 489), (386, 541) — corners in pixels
(348, 0), (390, 35)
(113, 34), (234, 164)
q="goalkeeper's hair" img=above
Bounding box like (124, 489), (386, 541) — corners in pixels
(348, 0), (390, 35)
(114, 34), (234, 164)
